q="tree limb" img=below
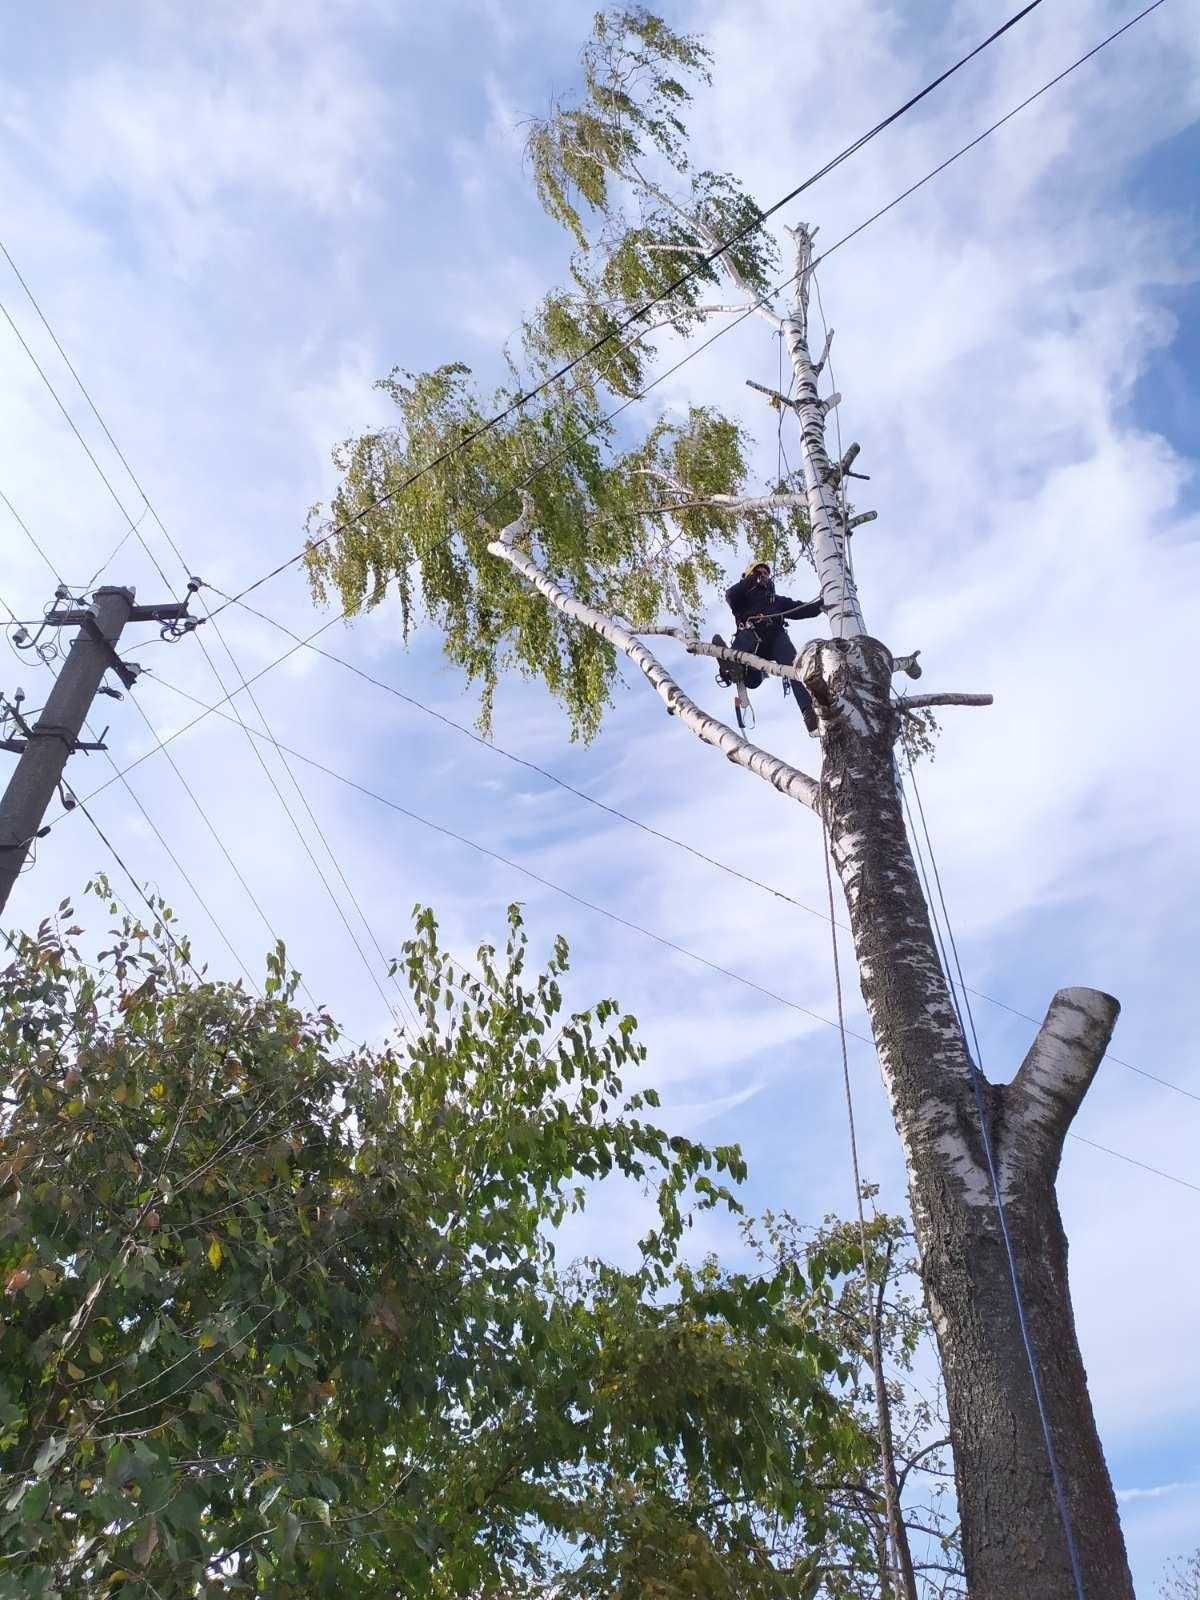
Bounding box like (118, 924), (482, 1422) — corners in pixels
(636, 491), (809, 517)
(488, 500), (820, 811)
(1002, 988), (1120, 1185)
(644, 628), (805, 685)
(896, 1437), (953, 1497)
(898, 693), (993, 711)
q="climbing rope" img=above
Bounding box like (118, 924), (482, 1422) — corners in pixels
(901, 749), (1089, 1600)
(778, 313), (905, 1590)
(805, 266), (1085, 1594)
(820, 816), (908, 1596)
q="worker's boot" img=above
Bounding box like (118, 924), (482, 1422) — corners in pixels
(712, 634), (741, 688)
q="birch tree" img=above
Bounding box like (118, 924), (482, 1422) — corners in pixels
(306, 12), (1134, 1597)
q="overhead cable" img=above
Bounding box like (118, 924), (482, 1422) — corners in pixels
(203, 585), (1200, 1111)
(81, 668), (1200, 1199)
(205, 0), (1160, 617)
(0, 266), (416, 1033)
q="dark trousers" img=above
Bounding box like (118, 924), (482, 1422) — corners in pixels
(749, 624), (818, 729)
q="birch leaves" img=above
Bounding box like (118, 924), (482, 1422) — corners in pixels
(304, 9), (811, 741)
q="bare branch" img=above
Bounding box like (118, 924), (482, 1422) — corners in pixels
(746, 377), (795, 411)
(897, 1438), (953, 1497)
(633, 465), (807, 519)
(813, 325), (835, 376)
(645, 629), (805, 684)
(489, 506), (820, 811)
(826, 442), (862, 490)
(898, 693), (993, 711)
(846, 511), (878, 531)
(893, 651), (922, 680)
(638, 492), (809, 517)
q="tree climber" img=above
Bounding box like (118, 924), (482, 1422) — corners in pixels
(714, 561), (823, 734)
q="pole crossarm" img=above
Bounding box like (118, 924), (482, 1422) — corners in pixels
(0, 584), (201, 913)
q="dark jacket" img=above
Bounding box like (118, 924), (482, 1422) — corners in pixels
(725, 574), (822, 632)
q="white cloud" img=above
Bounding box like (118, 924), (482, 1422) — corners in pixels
(1118, 1480), (1200, 1504)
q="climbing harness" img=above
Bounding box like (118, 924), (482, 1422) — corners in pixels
(711, 628), (768, 731)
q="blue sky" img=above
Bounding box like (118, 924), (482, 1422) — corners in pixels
(2, 0), (1198, 1588)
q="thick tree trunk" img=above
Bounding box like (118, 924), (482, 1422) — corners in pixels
(799, 633), (1134, 1600)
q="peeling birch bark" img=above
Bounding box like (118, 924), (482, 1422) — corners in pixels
(488, 510), (820, 811)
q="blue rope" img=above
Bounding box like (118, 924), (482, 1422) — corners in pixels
(902, 755), (1088, 1600)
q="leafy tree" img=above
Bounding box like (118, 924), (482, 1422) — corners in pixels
(304, 10), (810, 742)
(1, 886), (876, 1598)
(747, 1209), (964, 1599)
(304, 11), (1136, 1596)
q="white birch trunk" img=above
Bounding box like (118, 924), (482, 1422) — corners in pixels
(782, 226), (866, 638)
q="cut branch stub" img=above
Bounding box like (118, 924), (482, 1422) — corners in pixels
(1001, 988), (1120, 1188)
(899, 692), (992, 712)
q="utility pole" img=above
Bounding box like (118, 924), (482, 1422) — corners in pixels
(0, 583), (200, 917)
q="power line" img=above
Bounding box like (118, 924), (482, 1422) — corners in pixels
(122, 0), (1160, 700)
(94, 670), (879, 1041)
(1067, 1134), (1200, 1196)
(804, 0), (1165, 273)
(74, 669), (1200, 1201)
(0, 265), (417, 1034)
(204, 0), (1057, 614)
(70, 790), (202, 984)
(203, 586), (1200, 1110)
(0, 577), (261, 990)
(0, 493), (327, 1009)
(1, 489), (70, 589)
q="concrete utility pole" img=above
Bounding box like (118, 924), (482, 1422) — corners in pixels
(0, 584), (199, 917)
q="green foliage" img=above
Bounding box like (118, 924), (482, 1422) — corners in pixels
(746, 1204), (964, 1596)
(1, 889), (873, 1597)
(526, 9), (712, 246)
(306, 367), (799, 741)
(306, 9), (807, 741)
(898, 708), (941, 767)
